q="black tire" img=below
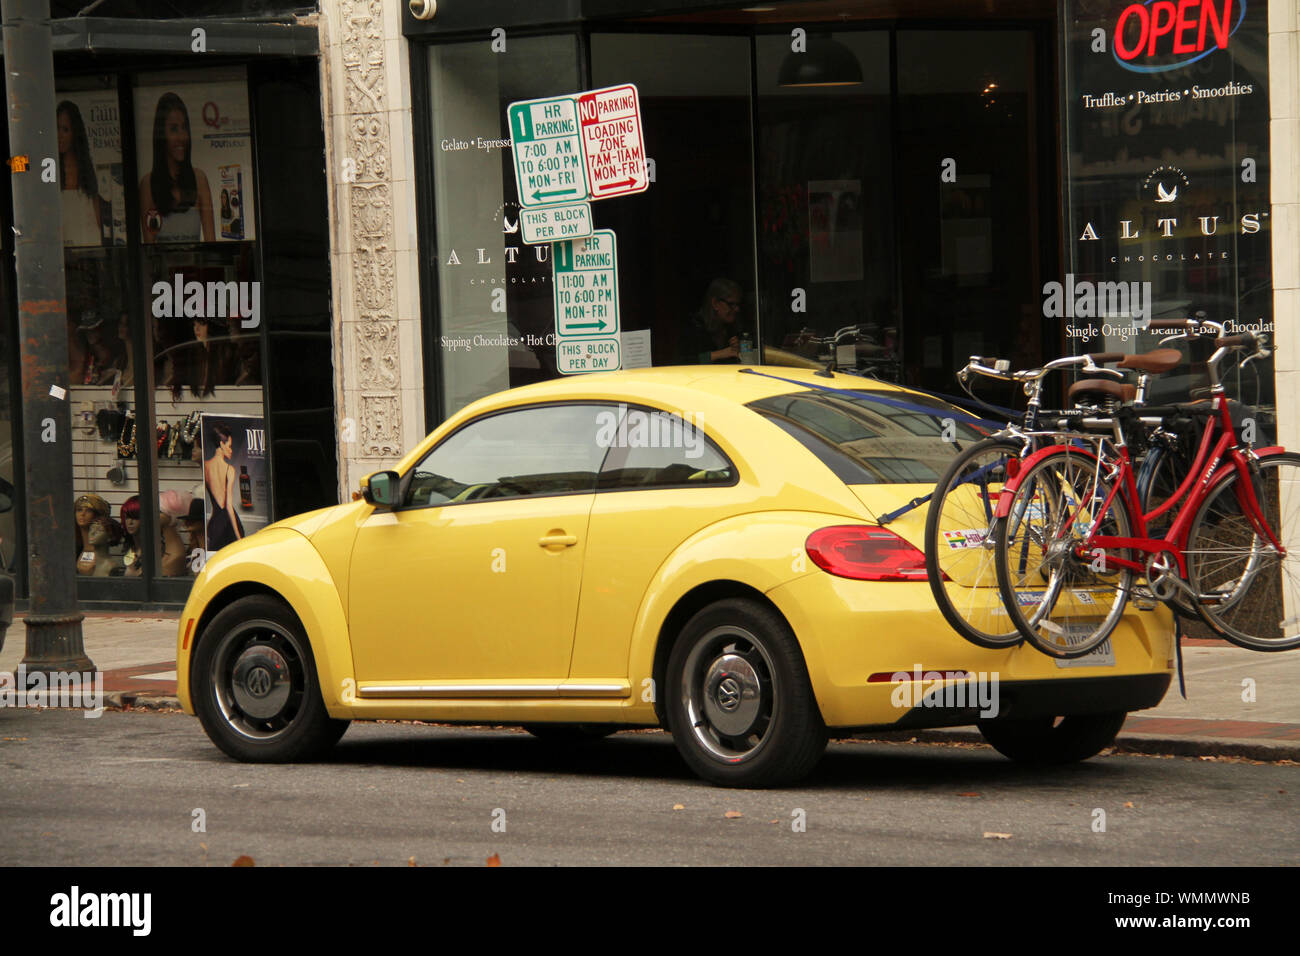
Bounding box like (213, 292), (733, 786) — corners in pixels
(192, 595), (349, 762)
(925, 437), (1026, 649)
(1187, 452), (1300, 650)
(977, 711), (1127, 763)
(665, 598), (826, 788)
(522, 723), (619, 741)
(993, 447), (1133, 658)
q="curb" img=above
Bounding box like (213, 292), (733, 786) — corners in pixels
(850, 727), (1300, 763)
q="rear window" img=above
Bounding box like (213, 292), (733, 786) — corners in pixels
(747, 388), (985, 484)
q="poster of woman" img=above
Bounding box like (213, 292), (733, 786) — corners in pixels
(134, 74), (255, 244)
(54, 89), (124, 247)
(200, 414), (268, 557)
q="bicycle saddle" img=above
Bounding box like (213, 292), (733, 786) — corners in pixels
(1117, 348), (1182, 374)
(1068, 378), (1138, 404)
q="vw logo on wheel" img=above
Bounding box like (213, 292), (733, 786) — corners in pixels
(245, 666), (272, 698)
(716, 676), (741, 711)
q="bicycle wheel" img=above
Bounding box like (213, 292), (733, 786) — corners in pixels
(1186, 451), (1300, 650)
(925, 437), (1025, 648)
(993, 446), (1133, 658)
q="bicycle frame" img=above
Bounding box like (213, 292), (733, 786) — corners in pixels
(995, 391), (1287, 582)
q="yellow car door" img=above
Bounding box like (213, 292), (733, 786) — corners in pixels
(347, 403), (609, 689)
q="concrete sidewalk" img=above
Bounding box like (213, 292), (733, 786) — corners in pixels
(3, 614), (1299, 761)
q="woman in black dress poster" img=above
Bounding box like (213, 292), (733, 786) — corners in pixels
(203, 422), (245, 551)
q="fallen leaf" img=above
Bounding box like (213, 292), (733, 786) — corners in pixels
(408, 856), (416, 867)
(769, 819), (779, 824)
(724, 810), (743, 819)
(443, 858), (450, 865)
(199, 842), (207, 851)
(957, 792), (980, 797)
(672, 804), (685, 811)
(983, 832), (1012, 840)
(1123, 801), (1135, 808)
(486, 853), (502, 867)
(232, 855), (255, 867)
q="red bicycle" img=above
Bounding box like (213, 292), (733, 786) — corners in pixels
(991, 318), (1298, 657)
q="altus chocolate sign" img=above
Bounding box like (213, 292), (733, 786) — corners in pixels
(1113, 0), (1247, 72)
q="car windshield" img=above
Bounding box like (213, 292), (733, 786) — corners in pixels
(747, 388), (985, 485)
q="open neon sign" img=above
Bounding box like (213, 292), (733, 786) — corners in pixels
(1111, 0), (1247, 73)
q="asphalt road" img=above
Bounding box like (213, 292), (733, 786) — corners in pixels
(1, 708), (1296, 866)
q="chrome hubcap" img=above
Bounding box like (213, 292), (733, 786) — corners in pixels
(211, 621), (306, 740)
(231, 645), (291, 720)
(681, 626), (776, 763)
(703, 654), (761, 737)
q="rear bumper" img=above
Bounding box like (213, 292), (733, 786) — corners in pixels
(765, 572), (1175, 728)
(875, 673), (1171, 732)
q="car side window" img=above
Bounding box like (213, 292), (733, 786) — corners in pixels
(597, 405), (735, 490)
(404, 404), (612, 507)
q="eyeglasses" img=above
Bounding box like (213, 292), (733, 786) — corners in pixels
(718, 299), (741, 309)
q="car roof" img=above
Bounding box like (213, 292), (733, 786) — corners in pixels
(465, 365), (920, 410)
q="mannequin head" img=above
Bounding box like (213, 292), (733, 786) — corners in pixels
(75, 493), (110, 528)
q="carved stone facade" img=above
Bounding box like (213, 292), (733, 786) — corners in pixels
(321, 0), (423, 496)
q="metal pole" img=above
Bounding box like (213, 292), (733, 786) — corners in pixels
(2, 0), (93, 679)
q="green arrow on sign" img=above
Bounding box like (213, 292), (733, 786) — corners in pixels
(533, 188), (578, 202)
(567, 320), (608, 332)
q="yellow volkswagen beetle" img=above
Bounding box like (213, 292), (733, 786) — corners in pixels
(177, 366), (1173, 787)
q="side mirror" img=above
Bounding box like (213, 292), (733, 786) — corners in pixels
(361, 470), (401, 508)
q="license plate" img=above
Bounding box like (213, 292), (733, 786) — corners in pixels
(1053, 623), (1115, 667)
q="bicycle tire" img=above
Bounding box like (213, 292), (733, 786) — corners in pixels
(1186, 451), (1300, 650)
(924, 437), (1026, 648)
(993, 446), (1133, 658)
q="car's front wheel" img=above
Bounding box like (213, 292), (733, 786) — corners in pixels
(192, 595), (349, 762)
(666, 599), (826, 787)
(976, 711), (1127, 763)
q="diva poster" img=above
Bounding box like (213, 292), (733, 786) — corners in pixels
(200, 413), (269, 559)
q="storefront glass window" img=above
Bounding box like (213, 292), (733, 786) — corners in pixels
(132, 68), (268, 580)
(1062, 0), (1273, 414)
(57, 75), (149, 582)
(896, 29), (1040, 393)
(754, 32), (896, 380)
(591, 34), (756, 368)
(426, 36), (581, 416)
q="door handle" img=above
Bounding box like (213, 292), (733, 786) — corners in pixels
(538, 533), (578, 549)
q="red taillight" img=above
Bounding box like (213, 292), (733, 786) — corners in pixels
(1006, 457), (1021, 479)
(805, 526), (935, 582)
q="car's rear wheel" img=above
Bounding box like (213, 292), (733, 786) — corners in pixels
(976, 711), (1127, 763)
(192, 595), (349, 762)
(666, 599), (826, 787)
(522, 723), (619, 741)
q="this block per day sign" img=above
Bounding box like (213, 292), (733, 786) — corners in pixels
(577, 84), (649, 201)
(554, 230), (620, 374)
(508, 96), (588, 207)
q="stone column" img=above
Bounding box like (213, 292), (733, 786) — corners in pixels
(1273, 0), (1300, 452)
(319, 0), (425, 498)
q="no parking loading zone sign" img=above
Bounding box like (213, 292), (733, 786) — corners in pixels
(508, 84), (648, 373)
